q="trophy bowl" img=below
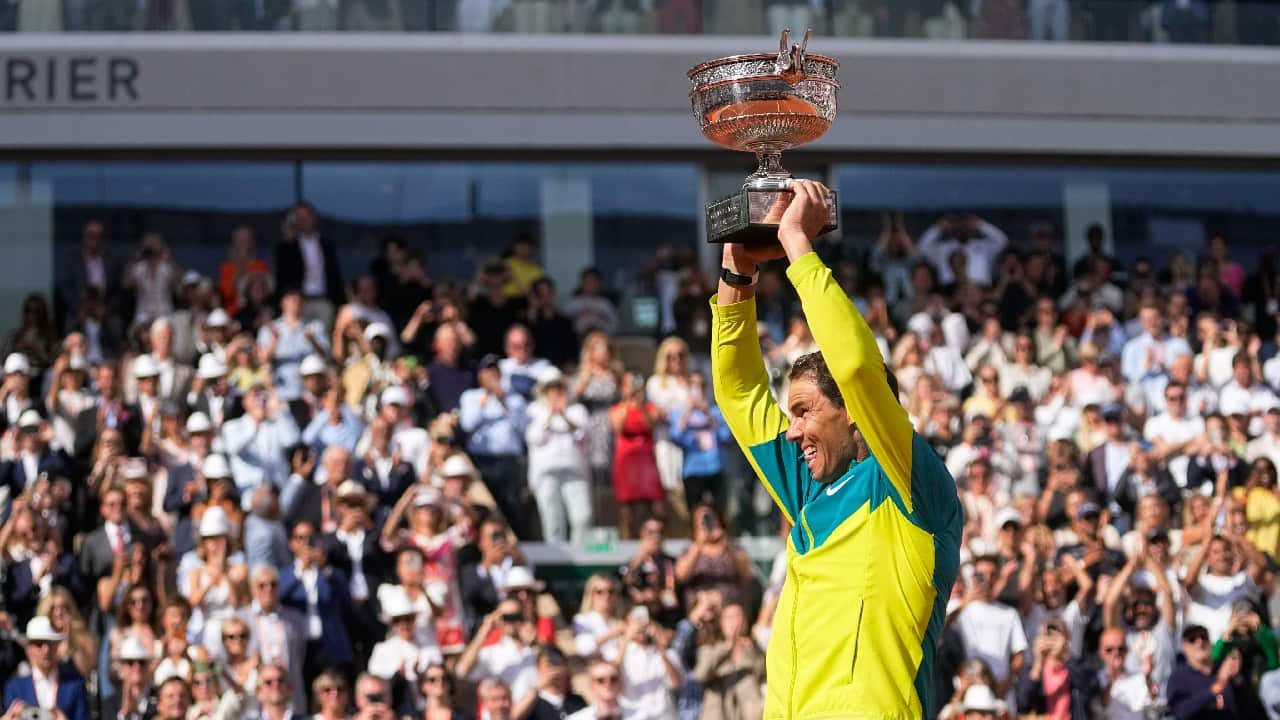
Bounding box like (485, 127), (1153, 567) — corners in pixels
(690, 66), (838, 155)
(688, 30), (840, 244)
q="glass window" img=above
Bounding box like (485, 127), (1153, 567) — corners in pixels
(301, 161), (699, 300)
(29, 161), (296, 272)
(0, 163), (16, 207)
(836, 163), (1280, 274)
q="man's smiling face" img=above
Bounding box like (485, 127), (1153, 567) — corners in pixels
(785, 376), (858, 483)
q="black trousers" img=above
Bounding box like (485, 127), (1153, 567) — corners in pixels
(472, 453), (533, 539)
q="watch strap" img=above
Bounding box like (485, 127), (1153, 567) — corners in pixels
(719, 266), (757, 287)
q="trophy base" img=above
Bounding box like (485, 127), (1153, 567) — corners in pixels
(704, 187), (839, 244)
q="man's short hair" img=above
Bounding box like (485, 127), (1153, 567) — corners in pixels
(788, 352), (899, 407)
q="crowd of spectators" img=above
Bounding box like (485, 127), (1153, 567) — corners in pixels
(3, 0), (1271, 45)
(4, 197), (1280, 720)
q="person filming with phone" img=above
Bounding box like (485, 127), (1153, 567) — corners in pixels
(2, 617), (91, 720)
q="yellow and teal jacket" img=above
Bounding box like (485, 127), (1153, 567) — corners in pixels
(711, 252), (962, 720)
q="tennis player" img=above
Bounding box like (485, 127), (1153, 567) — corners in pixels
(711, 179), (962, 718)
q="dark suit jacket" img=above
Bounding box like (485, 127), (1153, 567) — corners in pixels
(3, 663), (92, 720)
(1083, 443), (1128, 502)
(72, 401), (143, 459)
(190, 391), (244, 426)
(322, 529), (390, 594)
(279, 564), (355, 667)
(99, 691), (155, 720)
(1, 554), (84, 626)
(1114, 468), (1183, 521)
(0, 449), (69, 497)
(0, 398), (42, 436)
(288, 397), (318, 434)
(351, 457), (415, 528)
(458, 563), (502, 637)
(275, 236), (345, 306)
(77, 522), (158, 585)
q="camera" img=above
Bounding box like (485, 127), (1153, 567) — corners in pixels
(22, 708), (52, 720)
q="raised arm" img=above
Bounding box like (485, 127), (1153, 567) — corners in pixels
(712, 243), (806, 524)
(780, 181), (914, 505)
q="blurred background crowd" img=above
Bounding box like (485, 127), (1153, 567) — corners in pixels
(2, 0), (1277, 45)
(3, 201), (1280, 720)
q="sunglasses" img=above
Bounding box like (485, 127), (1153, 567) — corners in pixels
(28, 640), (55, 649)
(501, 613), (523, 623)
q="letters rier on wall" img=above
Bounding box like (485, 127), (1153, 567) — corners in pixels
(3, 56), (140, 104)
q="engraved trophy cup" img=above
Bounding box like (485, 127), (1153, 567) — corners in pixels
(688, 29), (840, 244)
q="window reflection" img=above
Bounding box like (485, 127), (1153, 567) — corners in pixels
(836, 163), (1280, 271)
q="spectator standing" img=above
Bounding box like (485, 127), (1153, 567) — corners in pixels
(275, 202), (345, 330)
(647, 338), (692, 529)
(458, 354), (529, 539)
(525, 369), (592, 543)
(669, 373), (731, 512)
(610, 373), (665, 540)
(258, 287), (330, 401)
(219, 226), (269, 317)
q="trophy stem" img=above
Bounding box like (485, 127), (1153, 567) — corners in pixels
(745, 151), (792, 191)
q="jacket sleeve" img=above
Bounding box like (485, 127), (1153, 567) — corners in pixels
(785, 253), (914, 508)
(710, 296), (808, 525)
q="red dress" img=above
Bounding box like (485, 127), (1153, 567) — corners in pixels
(612, 403), (664, 502)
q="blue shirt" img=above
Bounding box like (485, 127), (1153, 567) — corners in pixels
(671, 406), (732, 478)
(458, 389), (528, 457)
(301, 405), (366, 454)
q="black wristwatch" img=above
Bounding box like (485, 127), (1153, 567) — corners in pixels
(720, 266), (757, 287)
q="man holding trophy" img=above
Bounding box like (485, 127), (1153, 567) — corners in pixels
(700, 32), (963, 719)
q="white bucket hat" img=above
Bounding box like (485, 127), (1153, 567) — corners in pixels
(198, 507), (231, 538)
(202, 454), (232, 480)
(26, 616), (64, 643)
(501, 566), (545, 594)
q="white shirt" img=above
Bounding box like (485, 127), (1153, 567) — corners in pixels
(572, 611), (619, 659)
(1144, 413), (1204, 487)
(334, 528), (368, 601)
(368, 635), (441, 681)
(467, 636), (537, 701)
(249, 605), (291, 669)
(1103, 442), (1131, 499)
(21, 451), (37, 486)
(954, 601), (1028, 685)
(375, 584), (438, 651)
(85, 254), (106, 292)
(1187, 571), (1258, 640)
(917, 220), (1008, 286)
(1219, 380), (1278, 416)
(1246, 432), (1280, 470)
(104, 520), (130, 554)
(616, 643), (681, 720)
(31, 665), (56, 708)
(390, 426), (430, 479)
(298, 235), (325, 296)
(1104, 672), (1154, 720)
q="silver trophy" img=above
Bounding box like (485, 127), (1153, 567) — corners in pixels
(689, 29), (840, 244)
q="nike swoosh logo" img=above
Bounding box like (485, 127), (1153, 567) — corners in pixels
(825, 474), (854, 496)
